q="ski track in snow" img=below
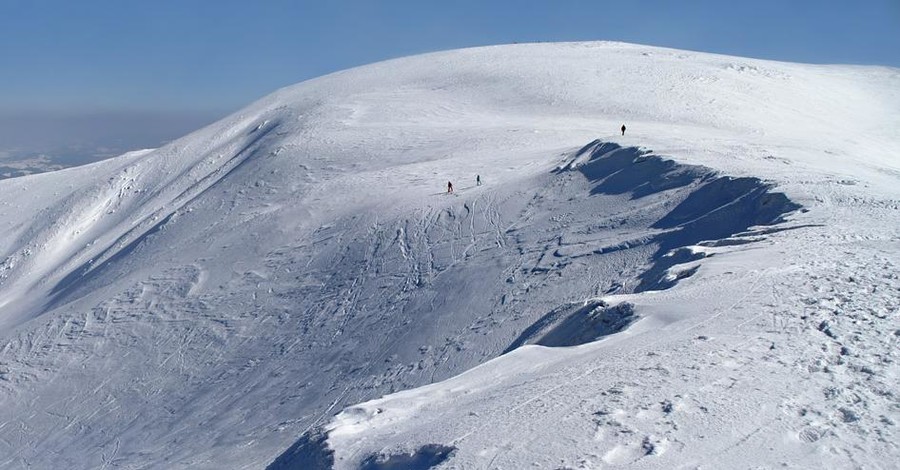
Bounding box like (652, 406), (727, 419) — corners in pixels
(0, 42), (896, 469)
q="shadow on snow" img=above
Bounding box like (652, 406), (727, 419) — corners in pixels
(509, 140), (801, 349)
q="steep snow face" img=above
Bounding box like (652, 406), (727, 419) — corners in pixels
(0, 42), (897, 469)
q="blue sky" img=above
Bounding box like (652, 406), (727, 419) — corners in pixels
(0, 0), (898, 160)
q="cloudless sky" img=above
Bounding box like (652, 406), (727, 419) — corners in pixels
(0, 0), (898, 153)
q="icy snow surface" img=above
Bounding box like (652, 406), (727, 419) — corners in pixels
(0, 42), (898, 469)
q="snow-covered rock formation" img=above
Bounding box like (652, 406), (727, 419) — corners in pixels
(0, 42), (897, 469)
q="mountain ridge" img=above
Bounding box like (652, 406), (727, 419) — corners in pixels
(0, 41), (897, 469)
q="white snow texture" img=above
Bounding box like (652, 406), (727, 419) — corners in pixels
(0, 42), (898, 469)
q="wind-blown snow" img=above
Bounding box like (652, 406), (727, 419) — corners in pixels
(0, 42), (897, 469)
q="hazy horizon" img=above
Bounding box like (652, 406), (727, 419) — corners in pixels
(0, 109), (226, 176)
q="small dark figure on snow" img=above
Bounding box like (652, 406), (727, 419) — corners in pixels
(476, 175), (482, 186)
(447, 181), (453, 194)
(621, 124), (626, 136)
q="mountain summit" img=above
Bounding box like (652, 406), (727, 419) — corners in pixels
(0, 42), (897, 469)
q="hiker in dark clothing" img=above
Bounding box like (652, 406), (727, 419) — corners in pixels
(621, 124), (626, 136)
(447, 181), (453, 194)
(476, 175), (482, 186)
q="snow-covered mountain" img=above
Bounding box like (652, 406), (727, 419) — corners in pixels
(0, 42), (897, 469)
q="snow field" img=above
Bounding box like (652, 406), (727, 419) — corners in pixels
(0, 42), (896, 469)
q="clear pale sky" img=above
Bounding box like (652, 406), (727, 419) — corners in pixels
(0, 0), (898, 159)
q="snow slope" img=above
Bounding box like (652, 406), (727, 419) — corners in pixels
(0, 42), (897, 469)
